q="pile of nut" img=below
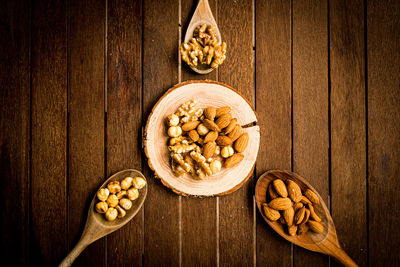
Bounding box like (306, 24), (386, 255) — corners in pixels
(180, 24), (227, 69)
(262, 178), (324, 236)
(166, 100), (249, 179)
(95, 176), (146, 221)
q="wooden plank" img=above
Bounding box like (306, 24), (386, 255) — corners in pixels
(106, 0), (142, 265)
(218, 0), (254, 266)
(31, 0), (68, 265)
(180, 1), (218, 266)
(367, 0), (400, 265)
(143, 0), (180, 265)
(0, 1), (30, 265)
(68, 0), (105, 266)
(292, 0), (329, 265)
(329, 0), (367, 266)
(255, 0), (292, 266)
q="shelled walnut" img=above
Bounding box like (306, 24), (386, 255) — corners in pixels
(165, 100), (250, 180)
(95, 176), (146, 221)
(181, 24), (227, 69)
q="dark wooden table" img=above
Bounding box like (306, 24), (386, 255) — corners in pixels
(1, 0), (399, 266)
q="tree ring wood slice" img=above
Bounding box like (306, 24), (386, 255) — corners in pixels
(144, 80), (260, 197)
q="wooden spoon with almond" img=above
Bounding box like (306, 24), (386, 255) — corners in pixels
(255, 170), (358, 267)
(59, 169), (147, 267)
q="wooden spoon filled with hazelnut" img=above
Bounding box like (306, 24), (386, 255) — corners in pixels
(182, 0), (226, 74)
(255, 170), (358, 267)
(59, 169), (147, 267)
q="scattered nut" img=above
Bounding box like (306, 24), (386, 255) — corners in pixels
(97, 188), (110, 202)
(95, 202), (108, 214)
(105, 208), (118, 221)
(119, 198), (133, 210)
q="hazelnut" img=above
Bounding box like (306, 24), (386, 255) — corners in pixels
(197, 123), (209, 136)
(214, 146), (220, 155)
(127, 188), (139, 201)
(97, 188), (109, 202)
(95, 201), (108, 214)
(115, 205), (126, 218)
(116, 190), (127, 199)
(107, 181), (121, 194)
(210, 160), (222, 174)
(119, 198), (133, 210)
(132, 177), (147, 189)
(106, 194), (119, 208)
(167, 114), (179, 126)
(221, 146), (234, 158)
(105, 208), (118, 221)
(121, 177), (133, 190)
(168, 126), (182, 137)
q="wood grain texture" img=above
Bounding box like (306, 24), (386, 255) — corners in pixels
(367, 0), (400, 265)
(255, 0), (292, 265)
(218, 0), (255, 265)
(143, 0), (180, 265)
(329, 0), (367, 265)
(293, 0), (329, 265)
(68, 0), (105, 266)
(106, 0), (142, 265)
(31, 0), (68, 265)
(181, 0), (218, 264)
(0, 1), (30, 265)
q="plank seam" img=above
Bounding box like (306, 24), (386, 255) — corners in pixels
(252, 0), (256, 266)
(104, 0), (108, 266)
(327, 0), (332, 265)
(290, 0), (294, 265)
(28, 0), (33, 263)
(66, 0), (71, 254)
(141, 0), (145, 265)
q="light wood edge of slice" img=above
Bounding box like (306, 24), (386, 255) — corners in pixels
(143, 80), (259, 197)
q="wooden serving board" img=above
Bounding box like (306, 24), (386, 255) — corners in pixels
(144, 80), (260, 197)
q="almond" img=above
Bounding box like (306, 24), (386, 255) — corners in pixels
(293, 202), (303, 212)
(288, 225), (297, 236)
(216, 114), (232, 129)
(300, 195), (312, 204)
(224, 118), (237, 134)
(272, 179), (288, 197)
(287, 180), (302, 202)
(268, 184), (279, 200)
(294, 206), (306, 224)
(228, 124), (242, 141)
(216, 135), (233, 146)
(204, 107), (216, 120)
(301, 208), (311, 224)
(262, 203), (281, 221)
(305, 189), (319, 204)
(234, 132), (249, 152)
(188, 130), (199, 142)
(182, 121), (200, 131)
(308, 204), (321, 222)
(216, 106), (231, 117)
(203, 119), (221, 132)
(308, 220), (324, 233)
(203, 142), (216, 159)
(268, 197), (292, 210)
(203, 131), (218, 143)
(297, 222), (309, 235)
(283, 206), (295, 226)
(224, 153), (244, 168)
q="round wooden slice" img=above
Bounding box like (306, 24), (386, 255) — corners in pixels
(144, 80), (260, 197)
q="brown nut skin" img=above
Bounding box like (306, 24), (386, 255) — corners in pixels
(268, 185), (279, 200)
(294, 206), (306, 225)
(95, 202), (108, 214)
(204, 107), (216, 120)
(288, 225), (298, 236)
(116, 205), (126, 218)
(203, 131), (218, 143)
(119, 198), (133, 210)
(224, 118), (237, 134)
(287, 180), (302, 202)
(268, 197), (292, 210)
(105, 208), (118, 221)
(262, 203), (280, 221)
(188, 130), (199, 142)
(107, 181), (121, 194)
(308, 220), (324, 233)
(283, 207), (295, 226)
(106, 194), (119, 208)
(305, 189), (320, 204)
(182, 121), (201, 132)
(215, 106), (231, 117)
(272, 179), (288, 198)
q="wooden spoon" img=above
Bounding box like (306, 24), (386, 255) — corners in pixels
(255, 170), (358, 267)
(184, 0), (221, 74)
(59, 169), (147, 267)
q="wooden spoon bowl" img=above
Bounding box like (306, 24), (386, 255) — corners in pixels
(255, 170), (358, 267)
(59, 169), (147, 267)
(184, 0), (221, 74)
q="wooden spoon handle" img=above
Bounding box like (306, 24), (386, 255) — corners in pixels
(330, 248), (358, 267)
(58, 238), (90, 267)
